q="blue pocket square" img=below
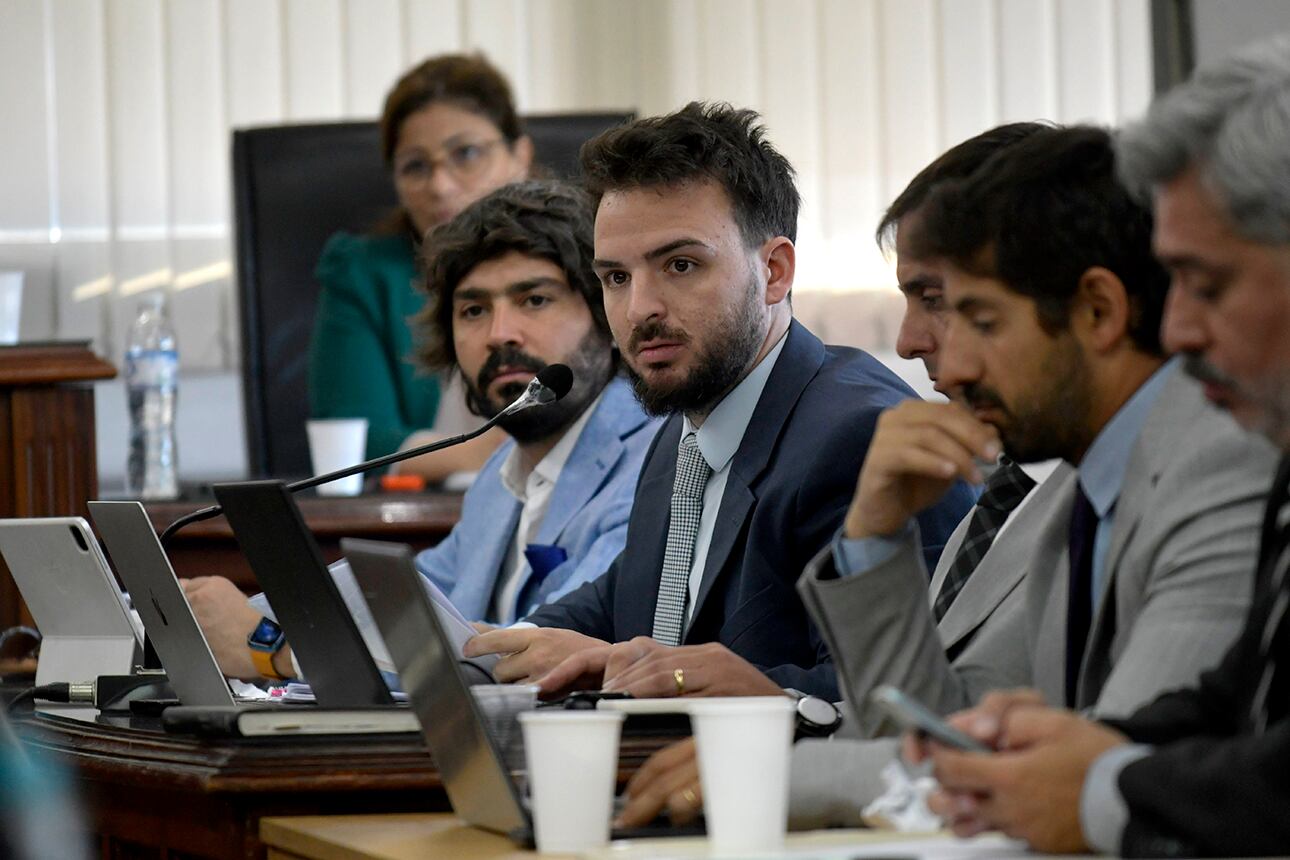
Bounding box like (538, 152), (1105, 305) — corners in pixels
(524, 543), (569, 585)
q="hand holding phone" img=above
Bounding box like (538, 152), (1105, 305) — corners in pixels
(870, 685), (992, 753)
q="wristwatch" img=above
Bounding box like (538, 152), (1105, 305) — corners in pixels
(784, 688), (843, 738)
(247, 616), (288, 680)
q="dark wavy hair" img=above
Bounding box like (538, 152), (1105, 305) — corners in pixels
(579, 101), (800, 246)
(908, 125), (1169, 355)
(414, 180), (610, 371)
(876, 121), (1051, 252)
(379, 53), (522, 165)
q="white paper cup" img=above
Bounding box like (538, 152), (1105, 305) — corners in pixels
(0, 272), (23, 345)
(471, 684), (538, 772)
(306, 418), (368, 495)
(518, 710), (624, 854)
(689, 696), (796, 856)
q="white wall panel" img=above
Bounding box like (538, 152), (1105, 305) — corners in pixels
(343, 0), (406, 116)
(760, 0), (824, 283)
(1114, 0), (1153, 121)
(638, 0), (702, 115)
(106, 0), (168, 230)
(997, 0), (1058, 121)
(170, 237), (232, 370)
(48, 0), (110, 235)
(939, 0), (999, 146)
(167, 0), (226, 229)
(878, 0), (939, 206)
(818, 0), (888, 289)
(0, 0), (52, 233)
(580, 1), (641, 112)
(402, 0), (463, 61)
(223, 0), (285, 127)
(53, 242), (111, 345)
(463, 0), (529, 109)
(526, 0), (583, 112)
(697, 0), (761, 109)
(1057, 0), (1116, 122)
(284, 0), (345, 119)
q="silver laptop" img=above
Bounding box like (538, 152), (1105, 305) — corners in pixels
(344, 537), (528, 836)
(89, 501), (249, 707)
(0, 517), (143, 686)
(343, 538), (701, 844)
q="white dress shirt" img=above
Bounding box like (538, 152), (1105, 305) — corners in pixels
(490, 388), (605, 623)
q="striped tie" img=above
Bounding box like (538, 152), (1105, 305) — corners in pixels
(651, 433), (712, 646)
(932, 457), (1036, 622)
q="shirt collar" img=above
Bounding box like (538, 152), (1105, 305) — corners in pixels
(500, 386), (606, 502)
(682, 329), (790, 473)
(1077, 358), (1178, 518)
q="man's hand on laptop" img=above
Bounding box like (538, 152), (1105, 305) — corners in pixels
(463, 627), (607, 686)
(616, 737), (702, 828)
(601, 639), (782, 698)
(181, 576), (262, 679)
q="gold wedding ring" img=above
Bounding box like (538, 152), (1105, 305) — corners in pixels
(673, 667), (686, 695)
(680, 786), (698, 806)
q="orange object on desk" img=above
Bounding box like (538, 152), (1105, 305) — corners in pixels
(380, 474), (426, 492)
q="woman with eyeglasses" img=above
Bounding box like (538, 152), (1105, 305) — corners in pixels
(308, 54), (531, 476)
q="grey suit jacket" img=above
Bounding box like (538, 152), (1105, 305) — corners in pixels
(789, 368), (1277, 827)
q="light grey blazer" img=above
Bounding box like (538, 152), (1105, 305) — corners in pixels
(789, 368), (1277, 827)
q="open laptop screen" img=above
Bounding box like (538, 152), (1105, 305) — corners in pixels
(343, 537), (529, 837)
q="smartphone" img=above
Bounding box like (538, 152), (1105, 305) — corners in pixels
(870, 685), (991, 753)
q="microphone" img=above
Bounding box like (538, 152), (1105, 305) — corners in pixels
(158, 364), (574, 544)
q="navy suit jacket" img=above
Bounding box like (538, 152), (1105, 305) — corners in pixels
(525, 322), (975, 699)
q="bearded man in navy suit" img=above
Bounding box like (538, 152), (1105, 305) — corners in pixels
(464, 102), (973, 701)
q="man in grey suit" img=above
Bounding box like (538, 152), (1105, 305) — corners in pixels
(799, 126), (1273, 822)
(618, 124), (1276, 830)
(920, 35), (1290, 857)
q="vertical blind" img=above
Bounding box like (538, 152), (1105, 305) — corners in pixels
(0, 0), (1152, 374)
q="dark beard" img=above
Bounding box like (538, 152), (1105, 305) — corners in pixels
(623, 273), (766, 417)
(462, 332), (615, 444)
(960, 335), (1093, 464)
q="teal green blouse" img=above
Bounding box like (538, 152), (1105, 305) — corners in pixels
(308, 231), (441, 460)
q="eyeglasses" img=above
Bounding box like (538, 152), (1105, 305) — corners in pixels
(393, 138), (506, 186)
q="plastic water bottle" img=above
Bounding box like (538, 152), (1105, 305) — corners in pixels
(124, 294), (179, 499)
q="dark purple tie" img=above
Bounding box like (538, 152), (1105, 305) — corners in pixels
(1065, 483), (1098, 707)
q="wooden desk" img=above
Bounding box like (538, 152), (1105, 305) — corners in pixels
(259, 813), (951, 860)
(18, 709), (676, 859)
(261, 814), (538, 860)
(142, 491), (462, 590)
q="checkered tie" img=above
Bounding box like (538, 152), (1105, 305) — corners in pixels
(932, 457), (1036, 622)
(651, 433), (712, 646)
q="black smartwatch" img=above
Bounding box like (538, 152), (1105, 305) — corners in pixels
(785, 688), (843, 738)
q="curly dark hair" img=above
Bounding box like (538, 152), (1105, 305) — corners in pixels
(907, 125), (1169, 355)
(579, 101), (800, 246)
(379, 53), (522, 165)
(414, 180), (610, 371)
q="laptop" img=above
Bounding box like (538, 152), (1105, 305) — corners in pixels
(211, 480), (394, 708)
(89, 501), (250, 707)
(343, 537), (703, 844)
(0, 517), (143, 686)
